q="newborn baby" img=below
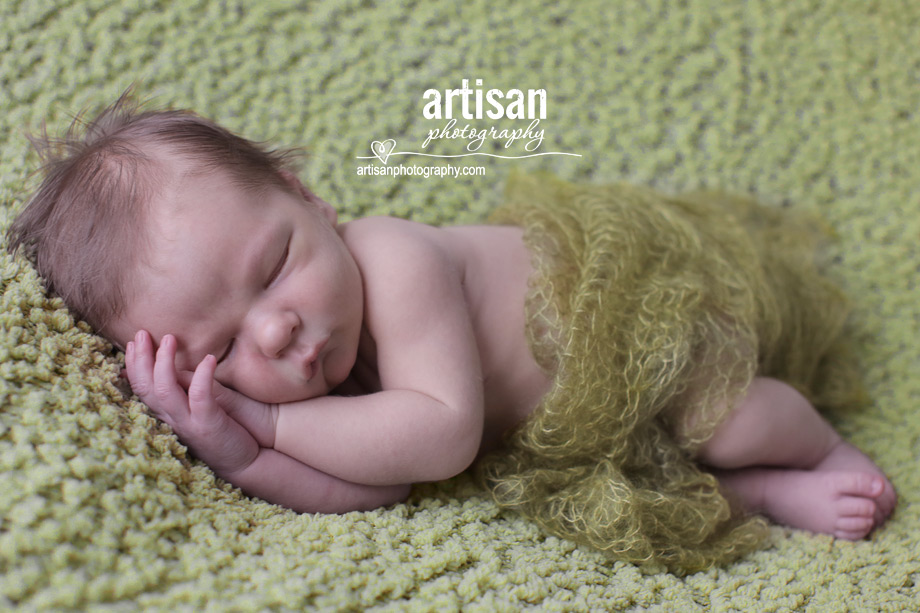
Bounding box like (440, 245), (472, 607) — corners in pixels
(7, 94), (896, 571)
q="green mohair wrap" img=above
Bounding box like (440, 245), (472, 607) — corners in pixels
(477, 173), (867, 573)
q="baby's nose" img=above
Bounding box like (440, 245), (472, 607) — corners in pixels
(257, 311), (299, 358)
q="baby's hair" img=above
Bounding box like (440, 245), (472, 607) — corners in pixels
(6, 90), (302, 335)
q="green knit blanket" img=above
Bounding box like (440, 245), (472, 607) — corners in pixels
(1, 0), (917, 609)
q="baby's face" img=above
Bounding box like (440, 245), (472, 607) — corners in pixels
(110, 167), (364, 404)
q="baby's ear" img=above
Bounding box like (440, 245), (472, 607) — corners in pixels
(278, 170), (338, 225)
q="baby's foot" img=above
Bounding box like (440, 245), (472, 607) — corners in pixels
(758, 469), (887, 540)
(815, 440), (897, 524)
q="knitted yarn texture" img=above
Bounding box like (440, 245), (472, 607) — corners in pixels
(478, 173), (865, 572)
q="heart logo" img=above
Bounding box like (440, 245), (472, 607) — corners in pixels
(370, 139), (397, 164)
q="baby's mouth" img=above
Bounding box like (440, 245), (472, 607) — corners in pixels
(303, 339), (328, 382)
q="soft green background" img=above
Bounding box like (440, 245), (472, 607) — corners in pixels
(1, 0), (918, 609)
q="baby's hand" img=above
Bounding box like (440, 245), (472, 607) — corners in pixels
(174, 369), (278, 449)
(125, 330), (260, 477)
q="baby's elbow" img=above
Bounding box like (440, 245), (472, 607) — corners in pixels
(423, 455), (474, 483)
(433, 447), (478, 482)
(430, 413), (483, 481)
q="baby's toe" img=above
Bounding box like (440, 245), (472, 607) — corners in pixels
(834, 516), (874, 540)
(838, 496), (877, 520)
(877, 481), (897, 520)
(873, 505), (884, 528)
(835, 507), (875, 540)
(828, 471), (883, 498)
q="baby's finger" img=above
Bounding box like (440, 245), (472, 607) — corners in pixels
(188, 354), (220, 422)
(211, 380), (253, 417)
(153, 334), (180, 385)
(125, 330), (156, 398)
(176, 369), (195, 390)
(151, 334), (189, 419)
(179, 366), (228, 403)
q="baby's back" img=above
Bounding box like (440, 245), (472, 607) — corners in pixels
(438, 224), (550, 454)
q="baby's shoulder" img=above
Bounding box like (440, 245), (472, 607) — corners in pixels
(339, 216), (459, 273)
(339, 215), (443, 242)
(339, 216), (473, 343)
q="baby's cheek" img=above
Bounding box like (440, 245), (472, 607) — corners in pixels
(214, 374), (239, 394)
(232, 367), (303, 405)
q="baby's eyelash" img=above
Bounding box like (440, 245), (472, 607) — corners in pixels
(266, 242), (289, 287)
(217, 339), (235, 364)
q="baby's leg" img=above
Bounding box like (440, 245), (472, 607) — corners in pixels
(694, 377), (896, 539)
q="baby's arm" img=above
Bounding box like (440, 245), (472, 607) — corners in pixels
(219, 444), (412, 514)
(125, 332), (410, 512)
(269, 218), (486, 485)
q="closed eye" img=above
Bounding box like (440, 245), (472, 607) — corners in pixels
(266, 240), (290, 287)
(217, 338), (235, 364)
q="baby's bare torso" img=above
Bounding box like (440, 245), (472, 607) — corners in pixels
(442, 225), (551, 454)
(342, 223), (550, 456)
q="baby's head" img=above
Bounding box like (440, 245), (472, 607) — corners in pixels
(7, 92), (304, 336)
(8, 94), (365, 403)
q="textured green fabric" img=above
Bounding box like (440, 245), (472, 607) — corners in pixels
(479, 177), (865, 571)
(479, 174), (865, 572)
(1, 0), (918, 609)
